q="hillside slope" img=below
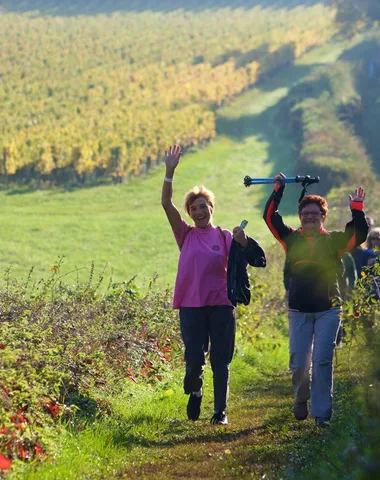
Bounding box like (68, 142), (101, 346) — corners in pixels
(0, 40), (352, 287)
(0, 2), (336, 184)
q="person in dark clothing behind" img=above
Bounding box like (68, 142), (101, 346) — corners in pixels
(361, 228), (380, 300)
(340, 252), (358, 299)
(366, 216), (375, 232)
(350, 217), (375, 277)
(263, 173), (368, 427)
(363, 227), (380, 269)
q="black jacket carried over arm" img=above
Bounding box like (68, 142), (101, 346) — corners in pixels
(263, 185), (368, 312)
(227, 236), (266, 306)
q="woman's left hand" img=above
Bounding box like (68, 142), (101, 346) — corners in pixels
(349, 186), (366, 205)
(233, 226), (248, 248)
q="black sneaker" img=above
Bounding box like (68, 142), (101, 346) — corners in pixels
(315, 417), (330, 428)
(293, 401), (308, 421)
(187, 390), (202, 421)
(210, 411), (228, 425)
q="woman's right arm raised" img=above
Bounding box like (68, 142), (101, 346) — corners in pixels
(161, 144), (183, 235)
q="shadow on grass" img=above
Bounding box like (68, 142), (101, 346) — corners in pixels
(239, 375), (290, 397)
(3, 186), (41, 196)
(216, 61), (330, 215)
(107, 374), (294, 451)
(4, 178), (113, 196)
(119, 375), (359, 479)
(110, 421), (272, 451)
(113, 376), (350, 479)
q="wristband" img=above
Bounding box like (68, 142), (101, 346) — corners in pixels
(164, 176), (173, 183)
(351, 200), (364, 211)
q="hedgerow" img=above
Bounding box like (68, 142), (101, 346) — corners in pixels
(0, 264), (180, 468)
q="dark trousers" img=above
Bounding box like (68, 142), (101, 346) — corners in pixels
(179, 306), (236, 413)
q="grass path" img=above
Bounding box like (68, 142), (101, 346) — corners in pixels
(0, 40), (352, 288)
(17, 335), (361, 480)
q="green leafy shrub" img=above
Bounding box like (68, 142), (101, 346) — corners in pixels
(0, 265), (180, 467)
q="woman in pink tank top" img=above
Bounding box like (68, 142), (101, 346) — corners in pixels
(161, 144), (249, 426)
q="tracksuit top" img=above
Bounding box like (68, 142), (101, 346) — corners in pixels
(263, 185), (368, 312)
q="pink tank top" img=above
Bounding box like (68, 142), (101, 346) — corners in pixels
(172, 220), (233, 309)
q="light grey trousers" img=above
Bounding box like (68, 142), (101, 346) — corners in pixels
(288, 308), (341, 420)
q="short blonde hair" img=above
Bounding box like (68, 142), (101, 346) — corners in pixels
(366, 227), (380, 249)
(184, 185), (215, 215)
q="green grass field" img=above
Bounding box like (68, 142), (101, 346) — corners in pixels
(0, 40), (350, 289)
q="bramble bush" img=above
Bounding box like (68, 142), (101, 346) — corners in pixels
(0, 261), (180, 470)
(0, 249), (286, 472)
(336, 263), (380, 478)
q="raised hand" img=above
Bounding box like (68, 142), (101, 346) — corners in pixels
(273, 172), (286, 191)
(165, 144), (182, 174)
(349, 186), (366, 206)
